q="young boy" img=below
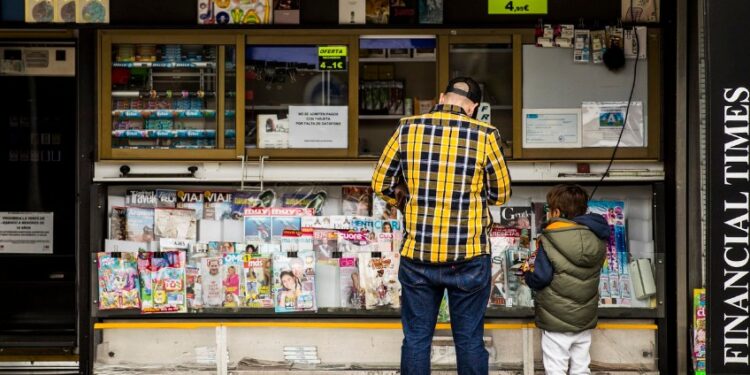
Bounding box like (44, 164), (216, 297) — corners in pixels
(524, 184), (610, 375)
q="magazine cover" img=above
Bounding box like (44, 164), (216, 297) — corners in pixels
(365, 0), (389, 24)
(245, 215), (274, 243)
(280, 190), (328, 216)
(389, 0), (417, 24)
(418, 0), (442, 24)
(125, 207), (155, 243)
(313, 229), (338, 259)
(339, 257), (364, 309)
(272, 251), (317, 312)
(337, 230), (375, 253)
(273, 217), (302, 239)
(494, 206), (534, 250)
(208, 241), (236, 254)
(505, 243), (533, 307)
(110, 207), (126, 240)
(138, 251), (187, 313)
(97, 252), (140, 310)
(156, 189), (177, 208)
(531, 202), (548, 236)
(176, 190), (205, 220)
(339, 0), (365, 24)
(213, 0), (272, 24)
(186, 265), (202, 310)
(373, 193), (402, 221)
(588, 200), (628, 306)
(244, 254), (273, 308)
(342, 186), (373, 216)
(189, 242), (210, 265)
(200, 256), (224, 308)
(125, 189), (158, 208)
(693, 288), (706, 374)
(154, 208), (197, 240)
(203, 191), (234, 220)
(230, 190), (276, 220)
(374, 219), (402, 252)
(489, 227), (520, 307)
(359, 252), (401, 309)
(222, 253), (245, 307)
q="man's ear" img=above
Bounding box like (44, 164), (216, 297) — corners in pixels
(438, 93), (445, 104)
(471, 102), (479, 116)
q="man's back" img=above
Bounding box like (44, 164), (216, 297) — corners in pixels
(372, 104), (511, 263)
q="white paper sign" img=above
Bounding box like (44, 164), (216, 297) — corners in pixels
(522, 108), (582, 148)
(289, 106), (348, 149)
(581, 101), (645, 147)
(0, 212), (53, 254)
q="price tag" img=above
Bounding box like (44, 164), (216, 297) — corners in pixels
(488, 0), (547, 14)
(318, 46), (348, 71)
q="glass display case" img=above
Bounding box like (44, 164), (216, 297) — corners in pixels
(442, 35), (520, 159)
(245, 36), (355, 158)
(357, 35), (438, 157)
(99, 32), (244, 160)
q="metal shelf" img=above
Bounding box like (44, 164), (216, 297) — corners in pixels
(359, 115), (404, 120)
(113, 61), (216, 68)
(359, 57), (436, 63)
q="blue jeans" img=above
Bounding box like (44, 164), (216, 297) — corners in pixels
(398, 255), (492, 375)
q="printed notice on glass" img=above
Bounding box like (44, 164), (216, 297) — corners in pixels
(289, 106), (348, 149)
(522, 109), (582, 148)
(581, 101), (645, 147)
(0, 212), (53, 254)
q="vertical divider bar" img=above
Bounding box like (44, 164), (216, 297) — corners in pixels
(512, 33), (523, 160)
(218, 45), (226, 150)
(522, 324), (534, 375)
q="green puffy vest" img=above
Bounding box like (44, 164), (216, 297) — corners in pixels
(534, 218), (607, 333)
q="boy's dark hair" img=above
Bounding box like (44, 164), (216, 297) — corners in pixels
(546, 184), (589, 218)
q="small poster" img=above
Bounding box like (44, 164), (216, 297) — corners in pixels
(522, 109), (582, 148)
(0, 212), (53, 254)
(288, 106), (348, 149)
(581, 101), (645, 148)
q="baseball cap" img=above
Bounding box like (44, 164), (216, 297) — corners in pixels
(445, 77), (482, 104)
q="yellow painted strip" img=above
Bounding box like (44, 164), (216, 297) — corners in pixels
(95, 321), (657, 331)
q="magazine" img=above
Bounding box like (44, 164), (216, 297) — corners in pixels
(125, 189), (158, 208)
(208, 241), (236, 254)
(373, 193), (402, 221)
(126, 207), (155, 243)
(186, 265), (202, 310)
(138, 251), (187, 313)
(389, 0), (417, 24)
(374, 219), (402, 252)
(494, 206), (534, 251)
(273, 216), (302, 239)
(245, 216), (274, 243)
(489, 227), (520, 307)
(359, 252), (401, 309)
(244, 254), (273, 308)
(97, 252), (140, 310)
(156, 189), (177, 208)
(588, 200), (628, 306)
(272, 251), (317, 312)
(339, 257), (364, 309)
(176, 190), (205, 220)
(154, 208), (197, 240)
(342, 186), (373, 216)
(222, 253), (245, 307)
(110, 207), (126, 240)
(337, 230), (375, 253)
(200, 256), (224, 308)
(504, 239), (533, 308)
(418, 0), (442, 24)
(365, 0), (389, 24)
(203, 191), (234, 220)
(313, 229), (339, 259)
(531, 202), (548, 236)
(281, 191), (328, 216)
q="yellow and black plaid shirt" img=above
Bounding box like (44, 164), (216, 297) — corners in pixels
(372, 104), (511, 263)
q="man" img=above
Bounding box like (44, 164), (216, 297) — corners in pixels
(372, 77), (511, 375)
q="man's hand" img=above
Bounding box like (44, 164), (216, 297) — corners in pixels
(393, 183), (408, 212)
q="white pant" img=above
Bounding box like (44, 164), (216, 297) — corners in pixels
(541, 329), (592, 375)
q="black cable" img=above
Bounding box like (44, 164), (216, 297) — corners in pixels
(590, 0), (640, 200)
